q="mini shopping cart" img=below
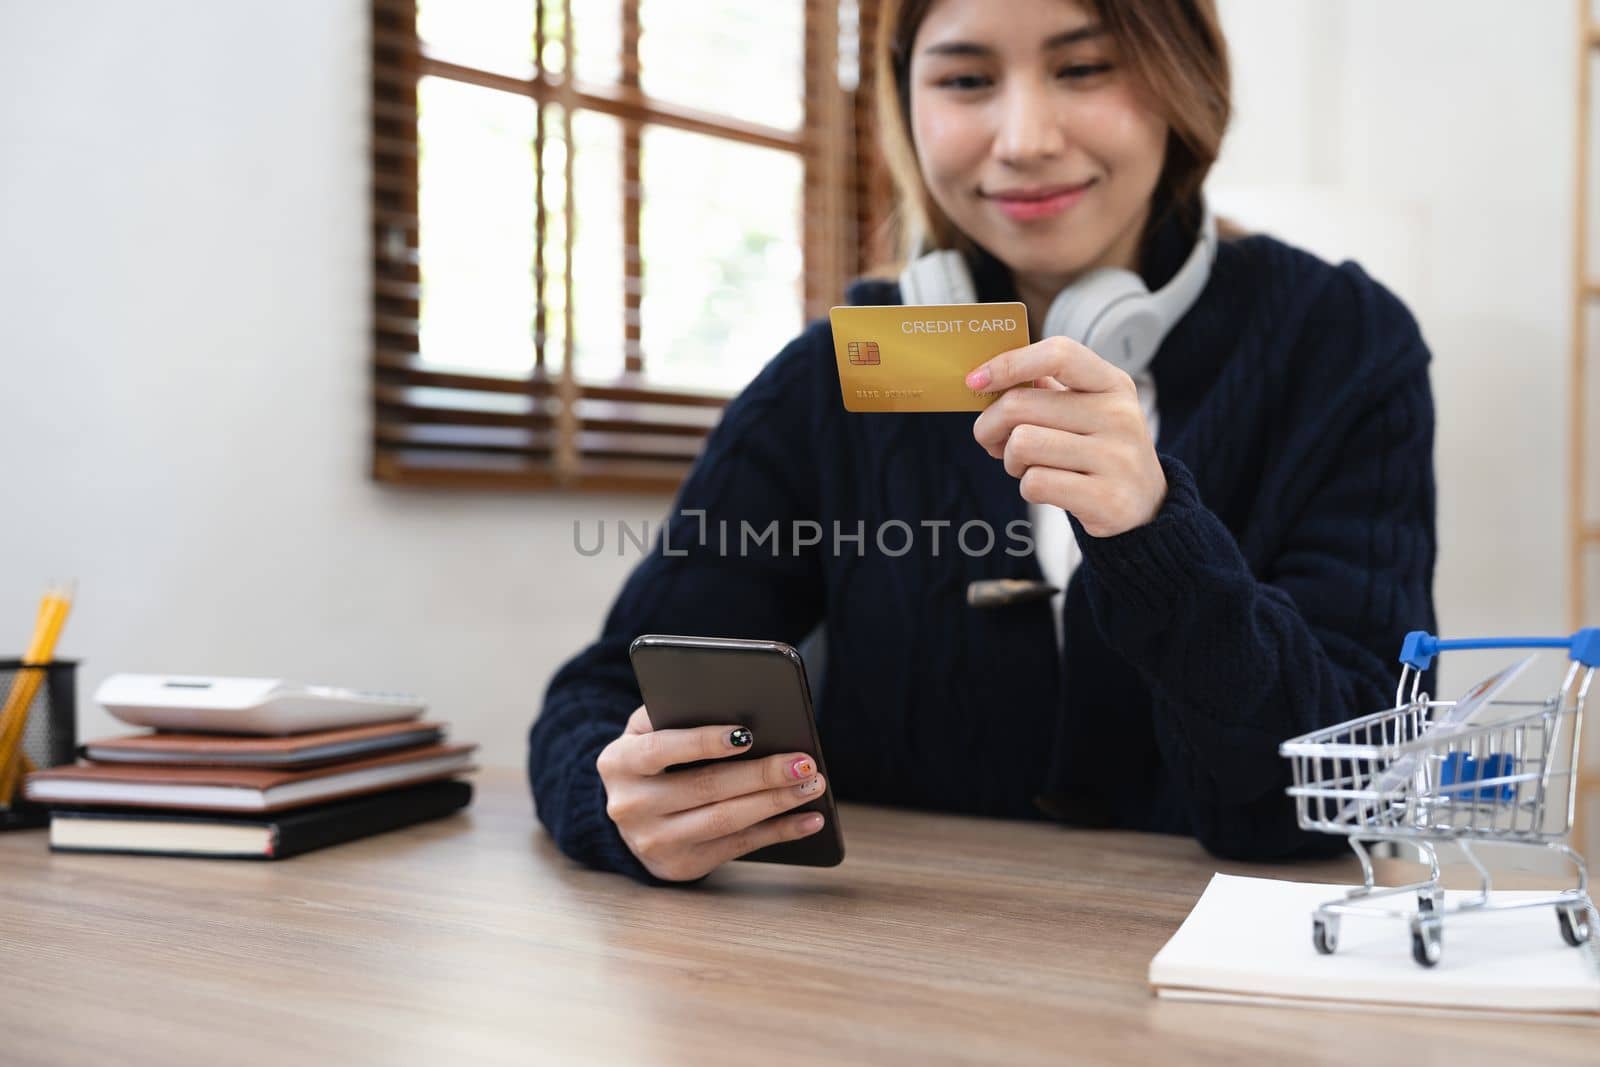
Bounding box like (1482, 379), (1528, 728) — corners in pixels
(1279, 629), (1600, 967)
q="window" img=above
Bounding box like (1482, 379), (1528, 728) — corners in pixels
(370, 0), (890, 491)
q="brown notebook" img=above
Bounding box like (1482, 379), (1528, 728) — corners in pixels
(23, 744), (478, 813)
(81, 721), (447, 769)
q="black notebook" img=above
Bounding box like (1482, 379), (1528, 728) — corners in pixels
(47, 778), (472, 859)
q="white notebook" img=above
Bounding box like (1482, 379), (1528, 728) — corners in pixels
(1149, 874), (1600, 1021)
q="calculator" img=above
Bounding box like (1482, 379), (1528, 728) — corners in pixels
(95, 675), (427, 735)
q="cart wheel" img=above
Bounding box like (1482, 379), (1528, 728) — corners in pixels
(1411, 917), (1443, 967)
(1557, 904), (1592, 947)
(1312, 915), (1339, 955)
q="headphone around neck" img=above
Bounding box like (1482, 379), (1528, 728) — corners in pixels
(897, 202), (1218, 378)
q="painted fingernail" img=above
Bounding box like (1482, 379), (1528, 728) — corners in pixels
(788, 757), (815, 779)
(801, 813), (825, 832)
(729, 727), (753, 748)
(966, 367), (990, 389)
(797, 775), (824, 795)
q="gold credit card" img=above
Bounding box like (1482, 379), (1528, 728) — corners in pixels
(828, 302), (1031, 412)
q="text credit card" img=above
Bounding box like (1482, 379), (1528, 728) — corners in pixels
(828, 302), (1031, 413)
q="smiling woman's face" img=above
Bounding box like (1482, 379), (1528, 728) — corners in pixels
(908, 0), (1168, 287)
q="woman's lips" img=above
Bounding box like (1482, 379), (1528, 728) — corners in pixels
(987, 180), (1094, 222)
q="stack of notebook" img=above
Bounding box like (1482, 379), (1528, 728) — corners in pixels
(22, 719), (476, 859)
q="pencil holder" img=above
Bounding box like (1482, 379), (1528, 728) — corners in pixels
(0, 659), (78, 831)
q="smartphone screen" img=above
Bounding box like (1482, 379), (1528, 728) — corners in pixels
(628, 634), (844, 867)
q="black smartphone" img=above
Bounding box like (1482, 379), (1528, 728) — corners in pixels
(627, 634), (844, 867)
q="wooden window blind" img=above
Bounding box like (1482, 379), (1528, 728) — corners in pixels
(370, 0), (891, 493)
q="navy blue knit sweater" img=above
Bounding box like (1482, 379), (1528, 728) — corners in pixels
(529, 226), (1438, 885)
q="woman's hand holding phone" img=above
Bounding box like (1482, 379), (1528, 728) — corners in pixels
(595, 704), (829, 882)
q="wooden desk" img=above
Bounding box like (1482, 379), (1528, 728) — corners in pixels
(1, 767), (1592, 1066)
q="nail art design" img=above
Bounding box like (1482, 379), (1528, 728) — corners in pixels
(798, 775), (822, 794)
(729, 727), (753, 748)
(789, 757), (815, 779)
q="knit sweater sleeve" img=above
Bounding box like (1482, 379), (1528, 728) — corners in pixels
(528, 328), (828, 884)
(1072, 263), (1438, 860)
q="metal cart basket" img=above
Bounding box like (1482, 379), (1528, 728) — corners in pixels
(1279, 630), (1599, 967)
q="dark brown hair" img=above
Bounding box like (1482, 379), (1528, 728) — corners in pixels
(873, 0), (1232, 264)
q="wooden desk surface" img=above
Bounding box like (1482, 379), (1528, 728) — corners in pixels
(1, 767), (1593, 1066)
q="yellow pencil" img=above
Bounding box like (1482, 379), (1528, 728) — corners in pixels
(0, 589), (68, 802)
(0, 588), (63, 797)
(0, 585), (73, 806)
(0, 587), (70, 774)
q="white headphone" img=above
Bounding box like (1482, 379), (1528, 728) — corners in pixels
(897, 202), (1217, 378)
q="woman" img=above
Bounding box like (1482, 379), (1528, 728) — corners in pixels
(529, 0), (1436, 885)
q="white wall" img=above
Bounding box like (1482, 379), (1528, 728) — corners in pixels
(0, 0), (660, 768)
(0, 1), (1583, 766)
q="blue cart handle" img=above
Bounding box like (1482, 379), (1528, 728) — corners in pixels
(1399, 628), (1600, 671)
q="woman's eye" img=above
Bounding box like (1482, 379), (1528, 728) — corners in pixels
(936, 73), (992, 91)
(1058, 63), (1113, 81)
(933, 63), (1110, 91)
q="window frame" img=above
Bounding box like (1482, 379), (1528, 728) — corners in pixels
(370, 0), (889, 492)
